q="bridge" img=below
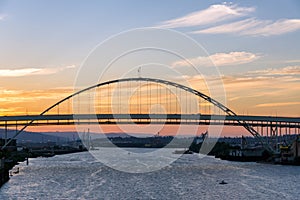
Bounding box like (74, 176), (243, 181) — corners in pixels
(1, 77), (300, 151)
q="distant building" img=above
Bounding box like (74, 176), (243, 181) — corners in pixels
(277, 136), (300, 164)
(291, 136), (300, 160)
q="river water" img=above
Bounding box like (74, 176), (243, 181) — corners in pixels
(0, 149), (299, 199)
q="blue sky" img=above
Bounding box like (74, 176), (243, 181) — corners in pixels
(0, 0), (299, 117)
(1, 0), (299, 71)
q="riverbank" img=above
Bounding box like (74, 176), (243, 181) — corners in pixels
(0, 151), (26, 187)
(0, 148), (87, 187)
(0, 159), (10, 187)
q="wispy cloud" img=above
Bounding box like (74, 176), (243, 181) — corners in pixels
(192, 18), (267, 34)
(193, 18), (300, 36)
(0, 14), (7, 21)
(285, 59), (300, 64)
(157, 4), (255, 28)
(244, 19), (300, 36)
(172, 51), (259, 67)
(0, 87), (74, 115)
(157, 3), (300, 37)
(247, 65), (300, 76)
(0, 65), (76, 77)
(255, 102), (300, 108)
(0, 88), (73, 103)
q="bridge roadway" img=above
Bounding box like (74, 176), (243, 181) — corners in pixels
(0, 114), (299, 128)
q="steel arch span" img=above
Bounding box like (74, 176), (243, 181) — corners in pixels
(2, 77), (270, 151)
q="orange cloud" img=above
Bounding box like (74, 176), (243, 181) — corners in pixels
(255, 102), (300, 108)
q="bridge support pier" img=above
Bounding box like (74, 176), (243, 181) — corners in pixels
(4, 121), (7, 147)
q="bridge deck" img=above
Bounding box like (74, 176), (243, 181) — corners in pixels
(0, 114), (299, 128)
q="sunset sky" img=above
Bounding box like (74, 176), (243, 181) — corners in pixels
(0, 1), (299, 136)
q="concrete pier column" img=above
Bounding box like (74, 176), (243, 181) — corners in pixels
(4, 121), (7, 147)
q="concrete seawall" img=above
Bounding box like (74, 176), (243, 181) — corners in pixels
(0, 158), (12, 187)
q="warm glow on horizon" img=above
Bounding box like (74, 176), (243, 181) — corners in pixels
(1, 73), (299, 117)
(24, 124), (250, 138)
